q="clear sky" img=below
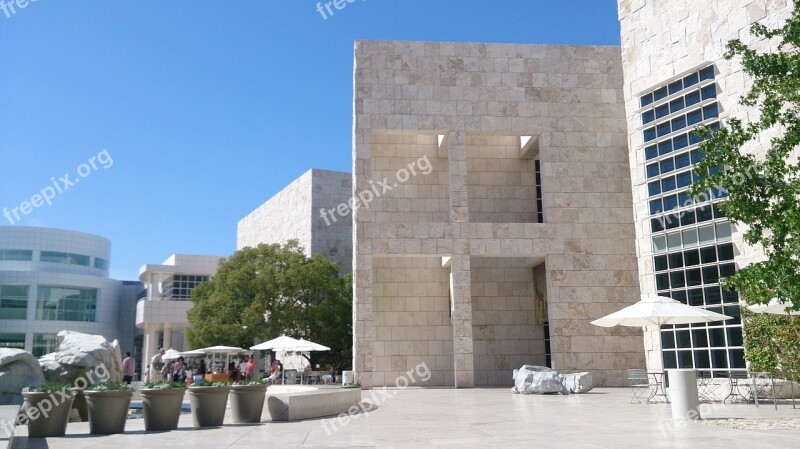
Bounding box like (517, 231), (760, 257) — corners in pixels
(0, 0), (622, 280)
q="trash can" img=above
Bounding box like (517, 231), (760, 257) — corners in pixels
(342, 370), (354, 386)
(668, 369), (700, 420)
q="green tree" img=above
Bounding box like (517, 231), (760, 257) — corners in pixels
(740, 309), (800, 373)
(689, 0), (800, 311)
(186, 241), (352, 370)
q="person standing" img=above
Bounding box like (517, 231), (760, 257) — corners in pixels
(172, 357), (187, 384)
(244, 357), (255, 380)
(150, 348), (165, 383)
(122, 352), (135, 384)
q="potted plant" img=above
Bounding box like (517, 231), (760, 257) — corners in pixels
(140, 381), (187, 431)
(83, 382), (134, 434)
(228, 379), (269, 423)
(188, 380), (230, 427)
(21, 383), (76, 437)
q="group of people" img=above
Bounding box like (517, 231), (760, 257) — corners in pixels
(227, 356), (256, 381)
(147, 348), (192, 383)
(139, 347), (337, 385)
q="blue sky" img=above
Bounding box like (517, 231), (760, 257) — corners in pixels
(0, 0), (622, 280)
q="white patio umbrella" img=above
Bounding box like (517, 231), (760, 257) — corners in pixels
(591, 295), (733, 328)
(746, 298), (800, 316)
(250, 335), (305, 351)
(198, 345), (247, 373)
(200, 345), (246, 353)
(296, 338), (330, 352)
(161, 348), (183, 361)
(180, 349), (207, 358)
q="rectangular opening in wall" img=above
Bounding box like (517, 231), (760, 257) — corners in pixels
(471, 257), (546, 386)
(467, 134), (540, 223)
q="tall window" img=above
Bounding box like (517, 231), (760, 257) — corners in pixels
(535, 159), (544, 223)
(639, 65), (745, 375)
(32, 333), (57, 357)
(36, 286), (97, 322)
(0, 285), (29, 320)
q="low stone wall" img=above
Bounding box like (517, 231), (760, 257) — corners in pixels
(264, 387), (361, 421)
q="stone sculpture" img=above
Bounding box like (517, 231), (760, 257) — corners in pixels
(512, 365), (593, 394)
(0, 349), (46, 405)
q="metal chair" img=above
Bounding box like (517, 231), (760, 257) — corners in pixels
(628, 369), (651, 404)
(722, 371), (749, 403)
(696, 370), (720, 403)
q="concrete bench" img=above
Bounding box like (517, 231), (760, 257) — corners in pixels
(264, 386), (361, 421)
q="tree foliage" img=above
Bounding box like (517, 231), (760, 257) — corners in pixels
(689, 1), (800, 311)
(186, 241), (352, 370)
(741, 309), (800, 372)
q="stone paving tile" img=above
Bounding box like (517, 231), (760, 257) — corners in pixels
(11, 388), (800, 448)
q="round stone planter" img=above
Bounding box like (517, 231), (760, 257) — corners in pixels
(21, 391), (75, 438)
(188, 386), (230, 427)
(140, 388), (186, 431)
(229, 384), (268, 423)
(84, 390), (133, 435)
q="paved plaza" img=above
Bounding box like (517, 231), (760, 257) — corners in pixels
(10, 388), (800, 448)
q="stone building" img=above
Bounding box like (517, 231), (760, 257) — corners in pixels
(618, 0), (795, 374)
(238, 168), (352, 274)
(352, 41), (646, 388)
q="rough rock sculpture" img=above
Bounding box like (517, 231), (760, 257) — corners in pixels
(38, 330), (123, 384)
(511, 365), (593, 394)
(0, 349), (46, 404)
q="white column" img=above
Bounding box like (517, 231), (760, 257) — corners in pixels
(143, 325), (158, 382)
(668, 369), (700, 420)
(163, 324), (172, 349)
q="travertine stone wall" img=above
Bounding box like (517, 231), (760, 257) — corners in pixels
(354, 40), (645, 388)
(372, 256), (453, 386)
(618, 0), (794, 370)
(238, 169), (352, 273)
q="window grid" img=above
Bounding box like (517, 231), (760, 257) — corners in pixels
(36, 286), (97, 322)
(161, 275), (209, 301)
(640, 65), (745, 375)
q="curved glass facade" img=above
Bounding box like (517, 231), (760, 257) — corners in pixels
(0, 226), (140, 357)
